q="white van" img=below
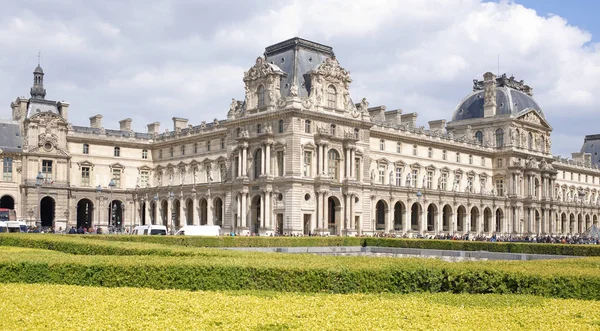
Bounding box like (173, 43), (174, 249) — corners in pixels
(0, 222), (7, 233)
(6, 221), (27, 233)
(131, 225), (167, 235)
(175, 225), (221, 236)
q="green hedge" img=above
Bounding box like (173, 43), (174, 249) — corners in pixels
(81, 235), (600, 257)
(0, 249), (599, 300)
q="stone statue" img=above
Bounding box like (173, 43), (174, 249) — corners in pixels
(437, 176), (443, 190)
(193, 168), (198, 184)
(405, 172), (412, 187)
(422, 175), (426, 188)
(358, 98), (369, 113)
(269, 88), (276, 105)
(168, 170), (173, 186)
(290, 83), (299, 97)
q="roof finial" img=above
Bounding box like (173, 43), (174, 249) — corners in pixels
(37, 51), (41, 66)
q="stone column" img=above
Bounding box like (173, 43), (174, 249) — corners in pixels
(241, 193), (247, 228)
(386, 203), (393, 232)
(238, 150), (242, 177)
(265, 143), (271, 176)
(179, 197), (185, 227)
(145, 199), (151, 225)
(315, 192), (321, 230)
(402, 203), (409, 234)
(192, 195), (199, 225)
(350, 194), (356, 231)
(207, 197), (214, 225)
(344, 194), (350, 233)
(167, 200), (172, 232)
(242, 147), (247, 177)
(323, 194), (329, 231)
(436, 209), (443, 235)
(317, 144), (322, 176)
(350, 148), (355, 179)
(345, 149), (350, 179)
(264, 191), (271, 229)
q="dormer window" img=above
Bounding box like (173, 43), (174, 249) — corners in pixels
(327, 85), (336, 108)
(257, 85), (265, 107)
(475, 131), (483, 144)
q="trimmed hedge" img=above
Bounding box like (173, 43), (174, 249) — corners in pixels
(0, 247), (599, 300)
(81, 235), (600, 257)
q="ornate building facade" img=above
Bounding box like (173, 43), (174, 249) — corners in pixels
(1, 37), (600, 236)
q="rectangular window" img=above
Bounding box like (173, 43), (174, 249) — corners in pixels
(497, 158), (503, 168)
(221, 138), (225, 149)
(194, 143), (198, 154)
(378, 165), (385, 184)
(303, 151), (312, 177)
(440, 173), (447, 190)
(412, 145), (417, 156)
(468, 155), (473, 165)
(2, 157), (13, 182)
(578, 174), (581, 182)
(456, 152), (461, 163)
(207, 141), (211, 152)
(142, 149), (148, 159)
(411, 169), (418, 187)
(570, 172), (573, 180)
(81, 166), (90, 186)
(428, 148), (433, 158)
(112, 169), (121, 188)
(442, 150), (447, 161)
(305, 120), (311, 133)
(380, 140), (385, 151)
(396, 142), (402, 153)
(181, 145), (185, 156)
(426, 171), (433, 189)
(395, 167), (402, 186)
(495, 179), (504, 196)
(481, 157), (485, 166)
(42, 160), (53, 182)
(355, 158), (360, 181)
(83, 144), (89, 154)
(159, 150), (163, 159)
(140, 171), (149, 188)
(277, 151), (284, 177)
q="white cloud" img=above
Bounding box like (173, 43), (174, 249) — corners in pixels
(1, 0), (600, 157)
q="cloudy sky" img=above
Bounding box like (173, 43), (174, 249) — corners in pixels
(0, 0), (598, 157)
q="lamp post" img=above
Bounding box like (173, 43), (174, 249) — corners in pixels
(578, 189), (586, 234)
(34, 172), (44, 228)
(108, 179), (116, 232)
(140, 196), (145, 226)
(168, 191), (175, 233)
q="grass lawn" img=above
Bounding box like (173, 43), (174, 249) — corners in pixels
(0, 283), (599, 330)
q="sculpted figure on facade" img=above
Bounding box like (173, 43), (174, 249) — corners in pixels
(405, 172), (412, 187)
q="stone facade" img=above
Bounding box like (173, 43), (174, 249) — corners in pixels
(1, 37), (600, 236)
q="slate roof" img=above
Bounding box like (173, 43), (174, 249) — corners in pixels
(452, 87), (544, 122)
(0, 121), (23, 153)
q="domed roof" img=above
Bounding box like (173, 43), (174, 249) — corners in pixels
(451, 74), (543, 122)
(34, 65), (44, 74)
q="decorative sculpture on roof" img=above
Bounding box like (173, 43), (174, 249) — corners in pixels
(358, 98), (369, 114)
(312, 56), (352, 87)
(290, 83), (299, 97)
(243, 56), (284, 82)
(473, 73), (533, 96)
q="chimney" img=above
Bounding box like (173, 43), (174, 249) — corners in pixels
(89, 114), (103, 129)
(428, 119), (446, 132)
(483, 72), (497, 118)
(172, 117), (188, 131)
(57, 101), (70, 121)
(400, 113), (418, 129)
(119, 118), (132, 131)
(147, 122), (160, 135)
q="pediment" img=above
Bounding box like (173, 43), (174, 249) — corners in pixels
(516, 109), (551, 129)
(77, 160), (95, 169)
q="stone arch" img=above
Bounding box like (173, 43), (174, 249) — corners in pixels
(250, 195), (261, 234)
(594, 214), (598, 227)
(76, 198), (94, 229)
(442, 205), (452, 232)
(0, 195), (15, 209)
(495, 208), (503, 233)
(585, 214), (591, 232)
(214, 197), (223, 226)
(173, 199), (181, 229)
(410, 202), (421, 232)
(40, 196), (55, 228)
(393, 201), (405, 231)
(426, 203), (437, 232)
(560, 212), (567, 234)
(483, 207), (492, 233)
(185, 198), (193, 225)
(533, 209), (540, 234)
(161, 200), (168, 226)
(108, 200), (124, 229)
(328, 196), (342, 235)
(456, 205), (467, 233)
(470, 206), (479, 232)
(199, 198), (208, 225)
(569, 213), (575, 234)
(577, 214), (583, 234)
(375, 199), (388, 231)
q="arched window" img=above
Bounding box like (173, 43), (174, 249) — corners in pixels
(327, 85), (337, 108)
(330, 124), (336, 136)
(114, 147), (120, 157)
(236, 127), (241, 137)
(495, 128), (504, 147)
(257, 85), (265, 107)
(83, 144), (89, 154)
(254, 149), (262, 178)
(278, 120), (284, 133)
(528, 132), (533, 150)
(328, 149), (340, 180)
(475, 131), (483, 144)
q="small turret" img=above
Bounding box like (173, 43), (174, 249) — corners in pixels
(30, 64), (46, 99)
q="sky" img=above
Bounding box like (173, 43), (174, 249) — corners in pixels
(0, 0), (599, 158)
